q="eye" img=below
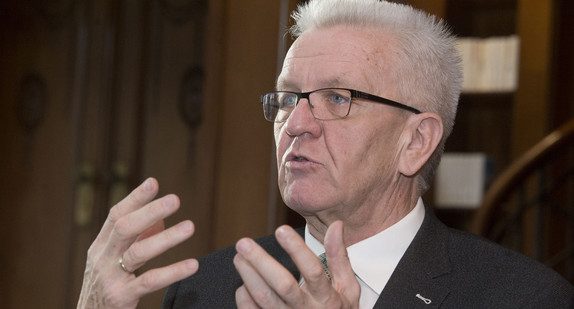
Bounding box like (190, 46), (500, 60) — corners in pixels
(279, 93), (298, 106)
(322, 89), (350, 105)
(330, 93), (348, 104)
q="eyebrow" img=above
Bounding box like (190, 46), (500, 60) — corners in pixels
(275, 77), (345, 91)
(275, 79), (297, 91)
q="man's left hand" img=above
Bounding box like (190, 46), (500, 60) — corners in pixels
(233, 221), (360, 308)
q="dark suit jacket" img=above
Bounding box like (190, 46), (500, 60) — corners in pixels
(162, 204), (574, 308)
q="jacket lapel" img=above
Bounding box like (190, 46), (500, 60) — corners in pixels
(373, 203), (452, 308)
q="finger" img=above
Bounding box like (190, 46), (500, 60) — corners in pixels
(93, 178), (159, 249)
(116, 177), (159, 213)
(123, 220), (195, 271)
(137, 220), (165, 241)
(324, 221), (360, 304)
(109, 194), (181, 253)
(234, 239), (293, 308)
(274, 225), (331, 297)
(128, 258), (199, 299)
(235, 284), (263, 309)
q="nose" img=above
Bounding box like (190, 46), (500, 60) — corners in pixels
(284, 98), (322, 137)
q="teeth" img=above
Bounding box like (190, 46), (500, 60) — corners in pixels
(294, 157), (307, 162)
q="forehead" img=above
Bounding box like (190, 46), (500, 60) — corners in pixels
(277, 25), (395, 91)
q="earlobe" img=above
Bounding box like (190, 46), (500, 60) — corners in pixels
(398, 113), (443, 176)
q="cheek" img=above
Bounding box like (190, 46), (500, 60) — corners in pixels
(332, 123), (384, 160)
(274, 126), (286, 166)
(338, 123), (401, 179)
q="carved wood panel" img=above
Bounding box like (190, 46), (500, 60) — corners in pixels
(0, 0), (214, 307)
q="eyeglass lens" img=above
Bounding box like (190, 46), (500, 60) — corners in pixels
(262, 89), (352, 122)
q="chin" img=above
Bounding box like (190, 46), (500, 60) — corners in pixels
(281, 189), (332, 216)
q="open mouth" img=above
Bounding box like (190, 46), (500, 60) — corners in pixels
(293, 156), (309, 162)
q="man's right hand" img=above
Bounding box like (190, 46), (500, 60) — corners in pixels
(77, 177), (198, 309)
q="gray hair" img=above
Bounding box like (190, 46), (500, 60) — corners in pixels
(290, 0), (462, 193)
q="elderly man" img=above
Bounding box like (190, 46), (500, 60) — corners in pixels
(78, 0), (574, 308)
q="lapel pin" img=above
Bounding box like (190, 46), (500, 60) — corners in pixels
(416, 293), (432, 305)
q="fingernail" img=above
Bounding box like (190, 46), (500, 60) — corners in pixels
(236, 238), (252, 254)
(179, 220), (193, 233)
(184, 259), (199, 273)
(163, 195), (179, 209)
(276, 226), (288, 240)
(143, 178), (154, 191)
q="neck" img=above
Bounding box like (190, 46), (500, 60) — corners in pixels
(304, 181), (419, 246)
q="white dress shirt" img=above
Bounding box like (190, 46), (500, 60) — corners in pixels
(303, 198), (425, 308)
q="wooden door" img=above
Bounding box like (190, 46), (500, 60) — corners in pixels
(0, 0), (217, 307)
(0, 1), (86, 307)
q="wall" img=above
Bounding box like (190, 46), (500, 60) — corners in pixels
(0, 0), (283, 307)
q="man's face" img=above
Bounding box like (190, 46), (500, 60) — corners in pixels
(275, 25), (410, 220)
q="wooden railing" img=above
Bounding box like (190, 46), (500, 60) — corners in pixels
(471, 119), (574, 283)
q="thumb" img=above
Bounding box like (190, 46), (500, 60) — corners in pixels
(324, 221), (360, 299)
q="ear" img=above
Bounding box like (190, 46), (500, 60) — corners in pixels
(398, 113), (443, 177)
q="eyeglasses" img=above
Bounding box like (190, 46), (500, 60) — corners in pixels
(260, 88), (421, 123)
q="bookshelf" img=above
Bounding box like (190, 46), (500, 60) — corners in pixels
(410, 0), (566, 231)
(445, 0), (519, 177)
(443, 0), (558, 167)
(408, 0), (522, 171)
(410, 0), (520, 229)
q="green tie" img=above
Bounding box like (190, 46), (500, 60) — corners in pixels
(318, 253), (332, 281)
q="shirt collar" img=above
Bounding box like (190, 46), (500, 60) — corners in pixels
(304, 198), (425, 294)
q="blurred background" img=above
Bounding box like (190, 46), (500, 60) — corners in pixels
(1, 0), (572, 308)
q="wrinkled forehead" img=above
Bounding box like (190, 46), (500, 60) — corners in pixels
(277, 26), (396, 93)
